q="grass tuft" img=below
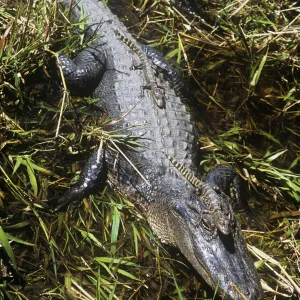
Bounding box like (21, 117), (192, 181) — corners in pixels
(0, 0), (299, 299)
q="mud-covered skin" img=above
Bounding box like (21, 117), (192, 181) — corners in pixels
(57, 1), (263, 299)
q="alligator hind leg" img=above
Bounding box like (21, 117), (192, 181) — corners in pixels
(203, 165), (257, 227)
(58, 42), (106, 94)
(52, 147), (108, 211)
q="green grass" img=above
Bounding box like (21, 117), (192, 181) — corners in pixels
(0, 0), (299, 299)
(128, 1), (300, 298)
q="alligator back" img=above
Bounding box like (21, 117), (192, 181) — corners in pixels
(60, 0), (197, 186)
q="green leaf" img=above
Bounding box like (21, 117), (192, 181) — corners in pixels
(5, 233), (35, 246)
(77, 228), (105, 248)
(165, 48), (179, 60)
(223, 141), (240, 152)
(12, 156), (23, 175)
(173, 273), (184, 300)
(96, 262), (115, 278)
(5, 221), (30, 229)
(26, 160), (53, 175)
(49, 238), (57, 277)
(131, 223), (141, 257)
(0, 226), (17, 271)
(257, 130), (282, 145)
(116, 268), (142, 281)
(110, 206), (120, 254)
(94, 257), (138, 267)
(25, 157), (38, 196)
(250, 47), (268, 87)
(177, 35), (183, 64)
(264, 149), (288, 162)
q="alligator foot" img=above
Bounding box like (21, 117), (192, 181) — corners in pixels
(204, 165), (266, 229)
(204, 165), (249, 209)
(57, 42), (106, 95)
(172, 0), (202, 16)
(51, 147), (108, 212)
(130, 61), (143, 71)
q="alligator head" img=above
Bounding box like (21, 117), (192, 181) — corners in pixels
(146, 185), (263, 300)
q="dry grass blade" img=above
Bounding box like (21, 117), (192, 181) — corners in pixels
(0, 0), (299, 299)
(249, 244), (300, 295)
(109, 140), (151, 187)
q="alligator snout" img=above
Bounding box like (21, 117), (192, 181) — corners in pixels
(173, 190), (264, 300)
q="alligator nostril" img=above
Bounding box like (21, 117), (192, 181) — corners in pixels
(243, 289), (250, 296)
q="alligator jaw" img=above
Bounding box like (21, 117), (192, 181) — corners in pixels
(149, 188), (264, 300)
(190, 229), (263, 299)
(184, 195), (263, 299)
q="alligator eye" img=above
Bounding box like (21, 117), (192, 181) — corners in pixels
(214, 186), (221, 194)
(201, 214), (214, 232)
(201, 218), (211, 231)
(195, 188), (202, 196)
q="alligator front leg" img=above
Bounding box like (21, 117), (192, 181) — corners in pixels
(52, 42), (109, 210)
(53, 147), (107, 211)
(203, 165), (250, 212)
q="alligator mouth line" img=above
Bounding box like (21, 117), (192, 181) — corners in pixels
(190, 223), (260, 300)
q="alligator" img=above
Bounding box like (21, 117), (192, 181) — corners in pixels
(56, 0), (264, 299)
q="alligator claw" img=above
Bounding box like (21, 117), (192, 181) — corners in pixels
(52, 147), (107, 212)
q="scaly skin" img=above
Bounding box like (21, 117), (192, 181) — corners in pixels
(57, 0), (263, 299)
(114, 30), (166, 108)
(166, 154), (235, 235)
